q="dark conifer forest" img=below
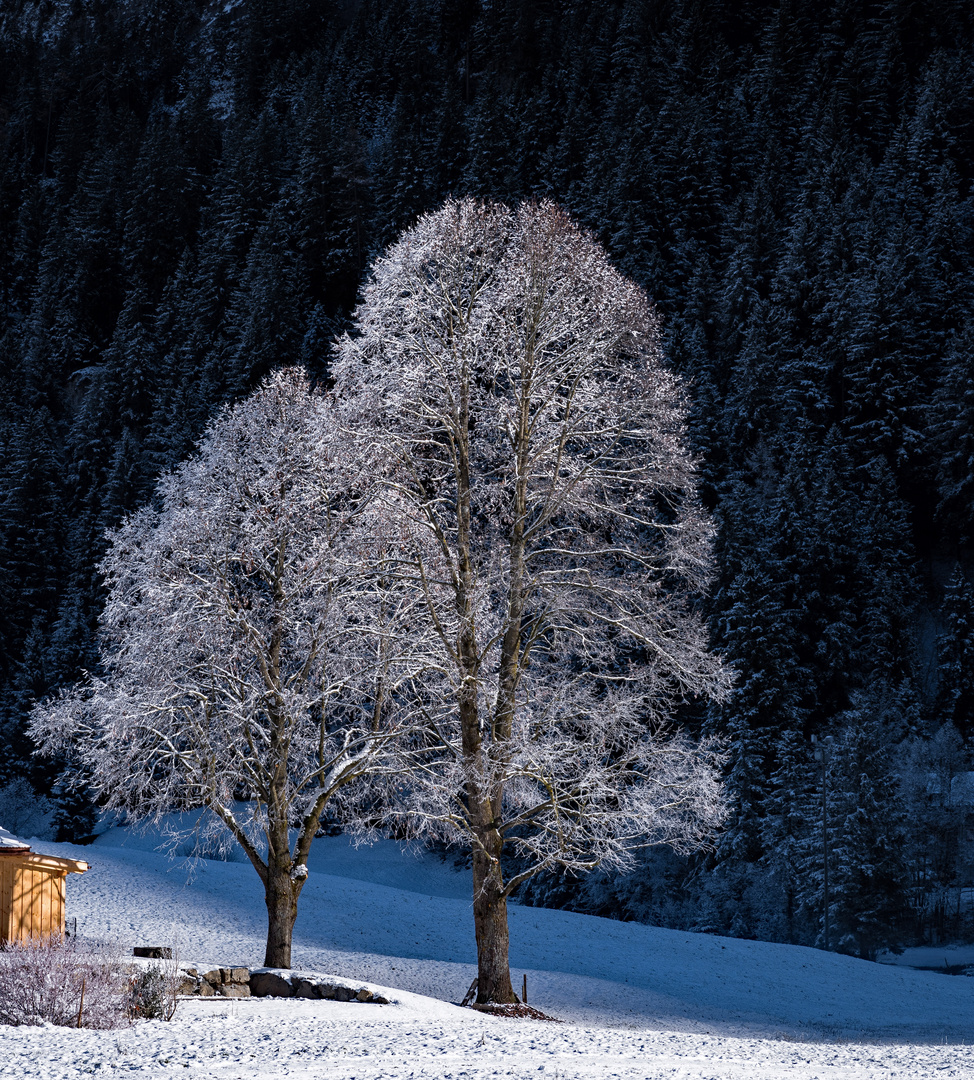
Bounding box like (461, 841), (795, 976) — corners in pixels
(2, 0), (973, 959)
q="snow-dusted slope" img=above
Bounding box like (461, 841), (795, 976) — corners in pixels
(5, 825), (974, 1079)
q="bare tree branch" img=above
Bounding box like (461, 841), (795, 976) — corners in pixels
(30, 369), (418, 969)
(332, 198), (732, 1003)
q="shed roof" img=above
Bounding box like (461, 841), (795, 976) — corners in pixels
(0, 828), (89, 873)
(0, 826), (31, 854)
(13, 852), (89, 874)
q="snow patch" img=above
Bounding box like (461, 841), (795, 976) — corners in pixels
(0, 823), (970, 1078)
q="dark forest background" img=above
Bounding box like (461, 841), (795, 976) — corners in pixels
(1, 0), (973, 960)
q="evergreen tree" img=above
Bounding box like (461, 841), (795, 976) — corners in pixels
(937, 569), (974, 739)
(815, 707), (910, 960)
(0, 0), (972, 950)
(900, 723), (974, 942)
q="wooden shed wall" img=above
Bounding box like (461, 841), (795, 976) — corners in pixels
(0, 859), (66, 943)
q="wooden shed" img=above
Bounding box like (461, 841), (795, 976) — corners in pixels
(0, 827), (88, 944)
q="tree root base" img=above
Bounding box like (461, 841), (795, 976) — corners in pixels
(467, 1002), (561, 1021)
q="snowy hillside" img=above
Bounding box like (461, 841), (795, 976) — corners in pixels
(5, 824), (974, 1079)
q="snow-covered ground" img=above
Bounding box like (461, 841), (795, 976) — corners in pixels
(4, 821), (974, 1079)
(879, 941), (974, 972)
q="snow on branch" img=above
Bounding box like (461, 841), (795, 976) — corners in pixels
(331, 199), (732, 1000)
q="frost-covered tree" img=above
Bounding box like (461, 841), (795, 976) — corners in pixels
(31, 370), (404, 969)
(333, 198), (730, 1003)
(900, 722), (974, 941)
(937, 569), (974, 740)
(793, 703), (911, 960)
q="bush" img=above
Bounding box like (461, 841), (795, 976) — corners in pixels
(0, 935), (130, 1028)
(129, 961), (179, 1021)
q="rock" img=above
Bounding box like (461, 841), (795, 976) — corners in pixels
(311, 981), (358, 1001)
(292, 978), (319, 999)
(182, 963), (385, 1004)
(133, 946), (173, 959)
(249, 971), (294, 998)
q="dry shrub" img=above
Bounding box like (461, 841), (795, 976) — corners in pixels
(129, 956), (180, 1021)
(0, 935), (130, 1028)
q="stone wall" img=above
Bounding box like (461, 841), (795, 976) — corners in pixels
(171, 962), (390, 1004)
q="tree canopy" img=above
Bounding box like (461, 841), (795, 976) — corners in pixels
(31, 369), (403, 968)
(333, 198), (729, 1002)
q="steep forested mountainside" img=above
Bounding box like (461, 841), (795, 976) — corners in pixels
(1, 0), (972, 956)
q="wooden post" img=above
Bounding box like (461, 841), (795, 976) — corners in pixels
(522, 973), (527, 1004)
(76, 977), (86, 1028)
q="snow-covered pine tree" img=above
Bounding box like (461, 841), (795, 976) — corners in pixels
(900, 723), (974, 942)
(937, 569), (974, 740)
(795, 704), (911, 959)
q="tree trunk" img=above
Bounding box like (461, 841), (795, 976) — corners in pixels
(263, 863), (299, 969)
(472, 835), (517, 1004)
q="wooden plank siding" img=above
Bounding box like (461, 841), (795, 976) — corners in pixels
(0, 859), (13, 941)
(0, 853), (87, 944)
